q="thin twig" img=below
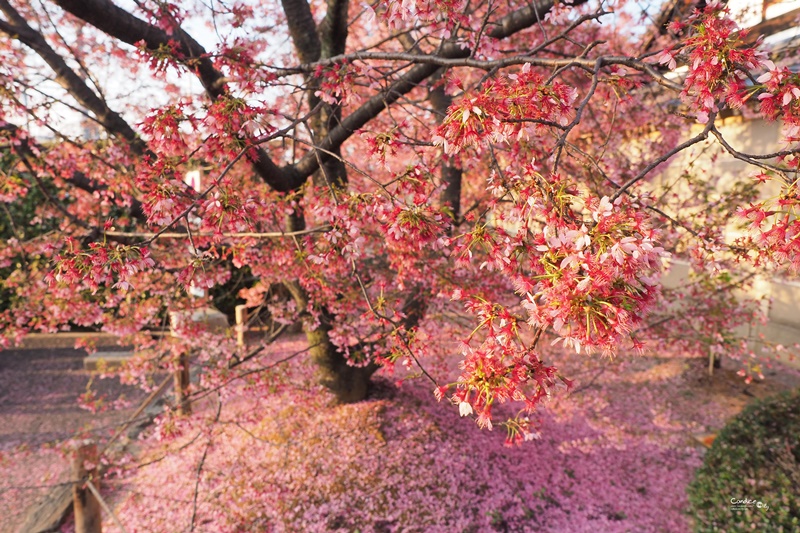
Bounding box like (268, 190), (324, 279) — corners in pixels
(611, 119), (715, 201)
(571, 367), (607, 394)
(105, 226), (331, 240)
(189, 442), (209, 532)
(99, 375), (172, 457)
(189, 400), (221, 532)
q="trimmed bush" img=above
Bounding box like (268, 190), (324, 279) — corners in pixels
(688, 389), (800, 532)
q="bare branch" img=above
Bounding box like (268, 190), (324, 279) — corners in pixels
(611, 119), (715, 201)
(104, 226), (332, 241)
(709, 125), (795, 183)
(742, 7), (800, 46)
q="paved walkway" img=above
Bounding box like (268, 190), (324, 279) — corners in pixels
(0, 345), (143, 533)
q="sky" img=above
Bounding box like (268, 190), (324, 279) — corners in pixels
(7, 0), (800, 142)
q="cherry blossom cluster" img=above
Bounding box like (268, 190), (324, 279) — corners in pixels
(757, 65), (800, 148)
(46, 237), (155, 293)
(658, 2), (768, 123)
(361, 130), (399, 170)
(313, 62), (362, 106)
(430, 160), (668, 429)
(307, 168), (450, 279)
(176, 249), (232, 291)
(139, 103), (194, 156)
(444, 295), (566, 438)
(301, 175), (450, 339)
(143, 1), (186, 37)
(203, 96), (271, 140)
(378, 172), (450, 254)
(377, 0), (468, 34)
(522, 191), (667, 356)
(135, 39), (184, 76)
(432, 64), (577, 155)
(305, 195), (372, 278)
(735, 175), (800, 271)
(216, 38), (278, 92)
(138, 161), (196, 226)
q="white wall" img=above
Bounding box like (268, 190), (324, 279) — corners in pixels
(658, 116), (800, 368)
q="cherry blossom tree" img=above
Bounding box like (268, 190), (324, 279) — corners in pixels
(0, 0), (798, 443)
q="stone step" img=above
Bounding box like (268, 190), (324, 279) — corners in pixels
(83, 351), (135, 371)
(169, 307), (229, 336)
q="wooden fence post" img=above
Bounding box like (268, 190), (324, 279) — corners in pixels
(708, 348), (721, 377)
(235, 305), (248, 348)
(175, 352), (191, 416)
(72, 441), (102, 533)
(168, 307), (228, 416)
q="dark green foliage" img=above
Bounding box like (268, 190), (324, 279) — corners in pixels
(208, 262), (251, 322)
(0, 152), (58, 242)
(0, 150), (61, 313)
(688, 389), (800, 532)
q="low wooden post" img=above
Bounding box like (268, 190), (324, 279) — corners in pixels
(175, 352), (191, 416)
(708, 348), (722, 377)
(235, 305), (248, 348)
(708, 348), (715, 377)
(168, 307), (228, 416)
(72, 441), (102, 533)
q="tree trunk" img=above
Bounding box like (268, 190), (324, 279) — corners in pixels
(305, 314), (378, 403)
(428, 68), (463, 226)
(279, 0), (377, 402)
(283, 208), (376, 403)
(284, 278), (376, 402)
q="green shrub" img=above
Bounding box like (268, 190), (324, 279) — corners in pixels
(688, 389), (800, 532)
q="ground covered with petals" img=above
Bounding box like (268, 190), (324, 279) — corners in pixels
(92, 335), (800, 533)
(0, 346), (146, 532)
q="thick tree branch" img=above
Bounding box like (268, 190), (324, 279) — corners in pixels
(0, 0), (145, 153)
(0, 123), (146, 221)
(487, 0), (557, 38)
(52, 0), (225, 98)
(280, 0), (321, 63)
(319, 0), (349, 58)
(293, 59), (447, 179)
(52, 0), (300, 192)
(742, 7), (800, 46)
